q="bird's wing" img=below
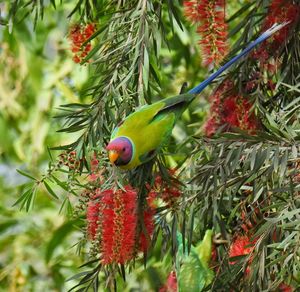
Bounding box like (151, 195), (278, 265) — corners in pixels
(151, 93), (196, 123)
(112, 101), (166, 139)
(113, 93), (196, 140)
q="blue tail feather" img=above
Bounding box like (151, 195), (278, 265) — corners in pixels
(188, 22), (289, 95)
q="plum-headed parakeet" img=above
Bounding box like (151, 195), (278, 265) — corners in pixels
(107, 23), (287, 170)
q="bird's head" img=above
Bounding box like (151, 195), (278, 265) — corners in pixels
(106, 137), (133, 166)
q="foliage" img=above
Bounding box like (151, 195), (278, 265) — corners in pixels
(0, 1), (90, 290)
(1, 0), (300, 291)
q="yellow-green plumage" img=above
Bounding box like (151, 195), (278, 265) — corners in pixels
(110, 93), (196, 170)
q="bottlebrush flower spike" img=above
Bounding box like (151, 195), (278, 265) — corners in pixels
(252, 0), (299, 64)
(229, 235), (257, 274)
(263, 0), (299, 44)
(204, 79), (260, 136)
(203, 116), (218, 137)
(68, 23), (96, 64)
(98, 186), (137, 264)
(86, 185), (155, 265)
(184, 0), (229, 67)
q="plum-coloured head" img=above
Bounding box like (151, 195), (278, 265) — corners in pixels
(106, 137), (133, 166)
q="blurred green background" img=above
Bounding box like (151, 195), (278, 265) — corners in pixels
(0, 2), (92, 290)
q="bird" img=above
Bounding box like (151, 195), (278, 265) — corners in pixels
(106, 23), (288, 170)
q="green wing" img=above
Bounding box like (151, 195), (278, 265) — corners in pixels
(112, 93), (196, 138)
(152, 93), (196, 123)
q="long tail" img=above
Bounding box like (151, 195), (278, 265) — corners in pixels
(188, 22), (289, 95)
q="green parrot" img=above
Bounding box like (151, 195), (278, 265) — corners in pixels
(106, 23), (287, 170)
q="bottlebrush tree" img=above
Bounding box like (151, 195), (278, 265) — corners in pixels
(6, 0), (300, 291)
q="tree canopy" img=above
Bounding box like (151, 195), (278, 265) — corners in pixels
(0, 0), (300, 291)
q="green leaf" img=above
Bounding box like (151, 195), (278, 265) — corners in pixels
(253, 147), (268, 172)
(292, 145), (297, 159)
(279, 150), (288, 179)
(68, 0), (84, 18)
(227, 2), (255, 22)
(16, 169), (37, 181)
(66, 271), (92, 282)
(167, 0), (183, 31)
(188, 207), (195, 254)
(142, 47), (149, 91)
(253, 186), (264, 203)
(13, 185), (37, 211)
(52, 176), (69, 192)
(273, 146), (280, 172)
(250, 147), (257, 171)
(44, 180), (59, 200)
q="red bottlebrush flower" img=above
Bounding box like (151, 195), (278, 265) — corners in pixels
(263, 0), (299, 43)
(84, 43), (92, 53)
(71, 45), (80, 53)
(251, 47), (270, 63)
(184, 1), (202, 22)
(229, 235), (257, 274)
(159, 271), (178, 292)
(252, 0), (299, 64)
(68, 23), (96, 65)
(222, 97), (239, 126)
(229, 235), (255, 261)
(139, 191), (156, 252)
(203, 80), (230, 136)
(84, 23), (96, 38)
(86, 185), (155, 265)
(238, 98), (260, 133)
(100, 186), (137, 265)
(204, 79), (260, 136)
(162, 186), (182, 203)
(204, 116), (218, 137)
(184, 0), (229, 67)
(80, 51), (87, 58)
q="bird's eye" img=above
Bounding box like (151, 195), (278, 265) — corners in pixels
(122, 147), (126, 152)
